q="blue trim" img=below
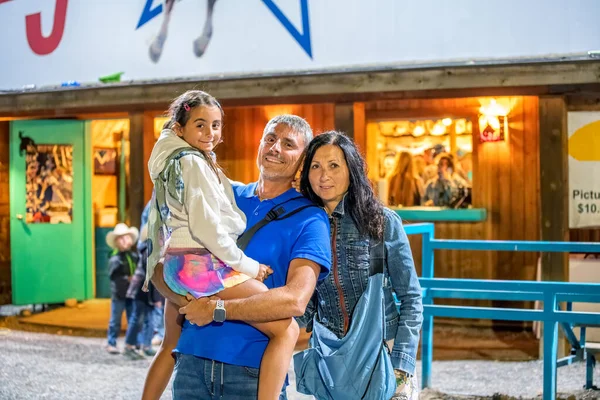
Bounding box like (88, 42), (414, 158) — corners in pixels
(395, 207), (487, 222)
(431, 239), (600, 253)
(402, 224), (600, 399)
(419, 278), (600, 295)
(261, 0), (313, 58)
(136, 0), (162, 30)
(426, 289), (544, 301)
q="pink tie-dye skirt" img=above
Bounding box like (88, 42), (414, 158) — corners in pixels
(163, 249), (250, 298)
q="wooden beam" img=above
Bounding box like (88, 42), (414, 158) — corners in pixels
(539, 96), (571, 358)
(1, 61), (599, 116)
(128, 113), (147, 229)
(566, 94), (600, 111)
(539, 96), (569, 283)
(334, 103), (354, 138)
(0, 121), (11, 305)
(353, 103), (366, 154)
(142, 113), (156, 205)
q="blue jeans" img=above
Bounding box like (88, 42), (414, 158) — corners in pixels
(152, 304), (165, 340)
(137, 304), (157, 348)
(172, 353), (288, 400)
(107, 298), (133, 346)
(125, 300), (154, 347)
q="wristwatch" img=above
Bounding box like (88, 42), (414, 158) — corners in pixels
(213, 299), (226, 323)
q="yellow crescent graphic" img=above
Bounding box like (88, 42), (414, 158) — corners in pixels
(569, 120), (600, 161)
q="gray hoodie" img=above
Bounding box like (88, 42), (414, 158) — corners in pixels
(146, 129), (259, 283)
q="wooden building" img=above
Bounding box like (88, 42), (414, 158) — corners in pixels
(1, 59), (600, 307)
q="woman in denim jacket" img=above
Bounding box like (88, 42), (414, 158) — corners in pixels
(298, 131), (423, 399)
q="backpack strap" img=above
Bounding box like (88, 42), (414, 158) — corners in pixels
(237, 197), (317, 251)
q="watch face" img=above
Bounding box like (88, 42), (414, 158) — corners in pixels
(213, 308), (226, 323)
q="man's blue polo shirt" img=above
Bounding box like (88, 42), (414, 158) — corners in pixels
(175, 182), (331, 368)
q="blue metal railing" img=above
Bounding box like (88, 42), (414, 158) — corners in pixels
(404, 223), (600, 400)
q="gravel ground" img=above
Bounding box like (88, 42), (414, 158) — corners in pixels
(0, 328), (598, 400)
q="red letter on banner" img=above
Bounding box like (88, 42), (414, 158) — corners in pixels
(25, 0), (68, 56)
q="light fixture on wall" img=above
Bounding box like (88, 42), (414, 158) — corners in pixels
(479, 99), (508, 143)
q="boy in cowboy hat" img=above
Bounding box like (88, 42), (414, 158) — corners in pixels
(105, 223), (139, 354)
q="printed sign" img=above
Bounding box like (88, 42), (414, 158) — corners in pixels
(0, 0), (599, 90)
(568, 112), (600, 228)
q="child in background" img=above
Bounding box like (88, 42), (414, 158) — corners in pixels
(105, 223), (139, 354)
(123, 225), (163, 359)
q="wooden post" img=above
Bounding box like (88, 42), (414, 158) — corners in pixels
(334, 103), (354, 138)
(353, 102), (366, 153)
(539, 97), (569, 282)
(0, 121), (11, 305)
(128, 113), (148, 229)
(143, 113), (157, 205)
(538, 96), (569, 358)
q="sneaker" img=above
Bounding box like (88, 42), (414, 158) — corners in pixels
(123, 347), (144, 360)
(105, 344), (120, 355)
(142, 347), (157, 357)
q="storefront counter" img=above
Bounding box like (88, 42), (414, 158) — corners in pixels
(393, 207), (487, 222)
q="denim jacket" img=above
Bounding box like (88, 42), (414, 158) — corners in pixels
(298, 198), (423, 375)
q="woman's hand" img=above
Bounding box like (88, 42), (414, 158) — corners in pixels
(393, 370), (417, 399)
(256, 264), (273, 282)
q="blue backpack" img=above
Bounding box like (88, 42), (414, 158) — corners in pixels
(293, 241), (397, 399)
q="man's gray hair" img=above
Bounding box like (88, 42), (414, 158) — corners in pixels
(264, 114), (313, 148)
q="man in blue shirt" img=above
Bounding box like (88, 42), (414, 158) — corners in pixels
(153, 115), (331, 399)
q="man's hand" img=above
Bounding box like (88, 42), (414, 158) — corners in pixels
(179, 296), (218, 326)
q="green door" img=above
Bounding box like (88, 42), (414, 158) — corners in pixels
(10, 120), (93, 305)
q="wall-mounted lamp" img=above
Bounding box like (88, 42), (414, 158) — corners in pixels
(479, 99), (508, 143)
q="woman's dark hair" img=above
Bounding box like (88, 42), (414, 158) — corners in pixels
(300, 131), (385, 240)
(163, 90), (224, 177)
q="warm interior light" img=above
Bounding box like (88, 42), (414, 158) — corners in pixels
(413, 125), (425, 137)
(455, 119), (467, 135)
(479, 98), (508, 117)
(478, 98), (509, 142)
(431, 123), (446, 136)
(442, 118), (453, 126)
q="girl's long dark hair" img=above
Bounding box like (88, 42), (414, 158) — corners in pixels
(300, 131), (385, 240)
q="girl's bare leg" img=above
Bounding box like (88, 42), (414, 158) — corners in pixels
(149, 0), (175, 63)
(141, 300), (182, 400)
(193, 0), (217, 57)
(217, 279), (299, 400)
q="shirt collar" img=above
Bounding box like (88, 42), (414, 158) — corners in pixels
(240, 182), (258, 198)
(241, 182), (303, 205)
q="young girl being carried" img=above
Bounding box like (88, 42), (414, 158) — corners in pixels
(142, 90), (298, 400)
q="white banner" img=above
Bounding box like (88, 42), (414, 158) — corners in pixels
(568, 112), (600, 229)
(1, 0), (600, 90)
